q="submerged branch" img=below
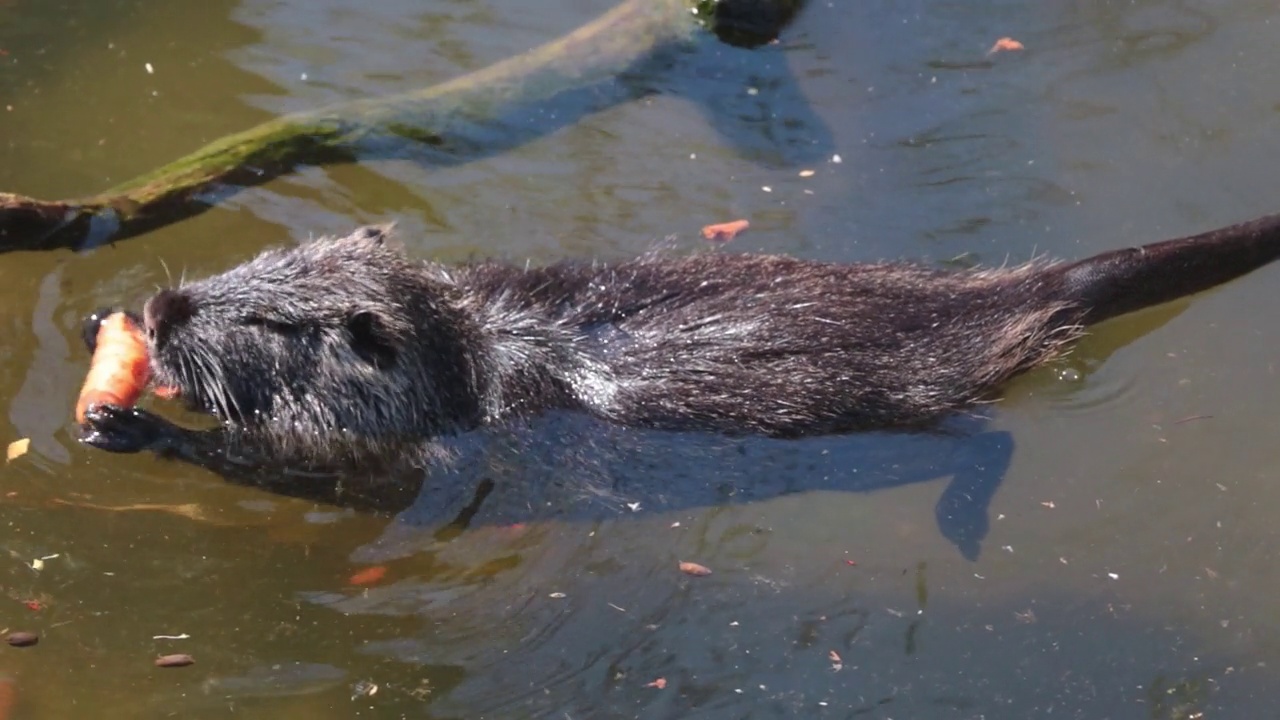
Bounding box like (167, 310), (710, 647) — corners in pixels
(1, 0), (804, 252)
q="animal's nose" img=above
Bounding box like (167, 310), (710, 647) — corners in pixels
(143, 289), (195, 347)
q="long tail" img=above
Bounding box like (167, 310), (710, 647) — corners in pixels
(1048, 213), (1280, 326)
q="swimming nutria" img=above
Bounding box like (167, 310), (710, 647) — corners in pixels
(78, 214), (1280, 487)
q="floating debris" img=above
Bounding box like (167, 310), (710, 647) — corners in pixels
(349, 566), (388, 586)
(679, 561), (712, 577)
(5, 632), (37, 648)
(155, 654), (195, 668)
(987, 37), (1025, 55)
(5, 439), (29, 463)
(701, 220), (750, 242)
(351, 680), (378, 699)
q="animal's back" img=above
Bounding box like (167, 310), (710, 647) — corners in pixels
(458, 252), (1081, 436)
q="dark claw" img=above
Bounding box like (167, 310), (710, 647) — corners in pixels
(80, 308), (114, 354)
(78, 403), (172, 454)
(80, 307), (144, 354)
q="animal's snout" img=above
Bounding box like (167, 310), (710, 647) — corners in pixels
(143, 289), (195, 347)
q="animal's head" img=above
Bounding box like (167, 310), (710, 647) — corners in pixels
(143, 226), (477, 464)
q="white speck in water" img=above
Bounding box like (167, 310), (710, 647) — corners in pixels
(145, 62), (153, 74)
(762, 186), (772, 193)
(1107, 572), (1119, 580)
(300, 72), (308, 81)
(690, 153), (696, 160)
(1058, 367), (1082, 382)
(746, 87), (759, 95)
(831, 154), (843, 163)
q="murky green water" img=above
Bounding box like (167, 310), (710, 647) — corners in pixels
(2, 0), (1280, 717)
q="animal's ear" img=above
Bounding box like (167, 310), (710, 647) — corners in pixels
(340, 224), (384, 245)
(344, 223), (396, 247)
(346, 310), (398, 370)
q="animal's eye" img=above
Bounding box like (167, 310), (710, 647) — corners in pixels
(241, 315), (299, 334)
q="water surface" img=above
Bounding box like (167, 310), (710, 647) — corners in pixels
(2, 0), (1280, 717)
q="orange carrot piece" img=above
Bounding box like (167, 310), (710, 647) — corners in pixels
(75, 313), (152, 425)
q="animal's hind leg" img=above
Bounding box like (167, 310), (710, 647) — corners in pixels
(934, 430), (1014, 562)
(349, 432), (500, 564)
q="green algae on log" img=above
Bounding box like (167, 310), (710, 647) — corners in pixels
(0, 0), (805, 252)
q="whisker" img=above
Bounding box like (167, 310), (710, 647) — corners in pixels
(200, 345), (243, 423)
(158, 257), (174, 288)
(187, 349), (220, 418)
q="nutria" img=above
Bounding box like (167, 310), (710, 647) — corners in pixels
(78, 215), (1280, 496)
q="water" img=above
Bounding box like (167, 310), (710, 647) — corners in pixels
(2, 0), (1280, 717)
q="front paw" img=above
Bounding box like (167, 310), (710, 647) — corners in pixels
(78, 403), (171, 454)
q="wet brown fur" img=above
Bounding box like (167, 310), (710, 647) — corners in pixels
(133, 214), (1280, 472)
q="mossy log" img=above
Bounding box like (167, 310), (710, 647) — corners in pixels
(0, 0), (804, 252)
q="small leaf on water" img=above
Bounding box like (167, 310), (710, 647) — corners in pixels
(679, 561), (712, 577)
(987, 37), (1025, 55)
(348, 565), (388, 586)
(700, 220), (750, 243)
(5, 438), (29, 463)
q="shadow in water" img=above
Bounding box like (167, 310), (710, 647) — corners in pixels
(355, 416), (1012, 565)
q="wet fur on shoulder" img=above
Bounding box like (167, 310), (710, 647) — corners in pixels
(139, 214), (1280, 472)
